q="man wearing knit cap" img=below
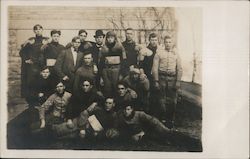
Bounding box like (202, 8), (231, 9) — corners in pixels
(99, 31), (127, 97)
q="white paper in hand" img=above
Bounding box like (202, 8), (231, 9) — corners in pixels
(88, 115), (104, 132)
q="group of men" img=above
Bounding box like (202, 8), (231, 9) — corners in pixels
(19, 24), (182, 141)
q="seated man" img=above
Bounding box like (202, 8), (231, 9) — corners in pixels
(39, 81), (72, 129)
(123, 65), (150, 111)
(114, 81), (137, 112)
(66, 78), (104, 120)
(76, 97), (118, 139)
(29, 66), (57, 106)
(115, 103), (171, 142)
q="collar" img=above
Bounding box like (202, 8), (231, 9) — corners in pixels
(71, 47), (78, 52)
(125, 40), (135, 44)
(96, 43), (103, 48)
(56, 91), (65, 97)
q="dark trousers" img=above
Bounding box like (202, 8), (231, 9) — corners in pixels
(158, 74), (177, 122)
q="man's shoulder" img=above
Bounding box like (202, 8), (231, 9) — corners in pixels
(64, 91), (72, 98)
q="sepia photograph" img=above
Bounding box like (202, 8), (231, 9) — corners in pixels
(1, 1), (249, 159)
(6, 5), (202, 152)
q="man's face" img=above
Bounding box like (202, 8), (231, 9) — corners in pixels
(72, 39), (81, 50)
(164, 38), (172, 51)
(125, 30), (134, 42)
(56, 82), (65, 94)
(106, 36), (115, 44)
(79, 32), (87, 42)
(124, 106), (133, 117)
(117, 84), (127, 97)
(41, 68), (50, 79)
(34, 27), (43, 36)
(95, 36), (104, 45)
(83, 54), (93, 65)
(51, 33), (60, 43)
(105, 98), (115, 111)
(82, 81), (92, 93)
(149, 37), (158, 47)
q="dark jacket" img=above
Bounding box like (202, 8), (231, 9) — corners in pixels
(122, 40), (139, 67)
(91, 43), (103, 67)
(54, 48), (84, 91)
(140, 44), (158, 81)
(19, 35), (46, 98)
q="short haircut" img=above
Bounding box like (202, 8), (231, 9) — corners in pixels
(56, 80), (66, 86)
(125, 28), (134, 32)
(78, 29), (88, 36)
(106, 97), (115, 102)
(83, 51), (92, 57)
(40, 66), (50, 72)
(149, 33), (158, 40)
(50, 29), (61, 36)
(117, 81), (129, 89)
(72, 36), (81, 42)
(33, 24), (43, 30)
(123, 101), (136, 109)
(164, 35), (172, 41)
(43, 36), (50, 40)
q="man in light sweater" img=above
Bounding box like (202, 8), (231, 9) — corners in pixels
(152, 35), (183, 129)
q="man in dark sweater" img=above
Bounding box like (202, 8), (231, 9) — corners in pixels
(29, 66), (57, 106)
(73, 52), (98, 95)
(122, 28), (140, 76)
(139, 33), (159, 83)
(66, 78), (104, 121)
(41, 29), (65, 80)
